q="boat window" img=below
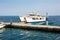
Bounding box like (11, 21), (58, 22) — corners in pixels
(29, 14), (36, 16)
(32, 18), (39, 20)
(40, 18), (42, 20)
(32, 18), (35, 20)
(36, 18), (38, 20)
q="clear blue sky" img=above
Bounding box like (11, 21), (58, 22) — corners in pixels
(0, 0), (60, 16)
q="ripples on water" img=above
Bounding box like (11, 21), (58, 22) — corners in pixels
(0, 28), (60, 40)
(0, 16), (60, 40)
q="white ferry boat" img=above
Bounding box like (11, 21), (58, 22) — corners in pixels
(20, 14), (47, 24)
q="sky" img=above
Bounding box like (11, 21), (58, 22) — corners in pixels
(0, 0), (60, 16)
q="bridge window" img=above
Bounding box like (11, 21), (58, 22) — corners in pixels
(32, 18), (35, 20)
(40, 18), (42, 20)
(36, 18), (38, 20)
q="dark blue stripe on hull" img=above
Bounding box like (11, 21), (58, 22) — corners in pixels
(27, 21), (46, 25)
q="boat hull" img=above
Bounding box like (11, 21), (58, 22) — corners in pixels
(27, 21), (46, 25)
(0, 25), (5, 28)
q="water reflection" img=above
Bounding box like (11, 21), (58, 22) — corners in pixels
(14, 29), (53, 40)
(0, 28), (5, 33)
(0, 28), (60, 40)
(55, 37), (60, 40)
(0, 28), (5, 40)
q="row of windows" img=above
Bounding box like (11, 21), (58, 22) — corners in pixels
(32, 18), (44, 20)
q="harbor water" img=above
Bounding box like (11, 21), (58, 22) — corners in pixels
(0, 16), (60, 40)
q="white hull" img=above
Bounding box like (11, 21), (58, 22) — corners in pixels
(0, 24), (5, 28)
(20, 16), (46, 22)
(25, 17), (46, 22)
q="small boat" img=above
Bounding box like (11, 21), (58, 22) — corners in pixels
(0, 23), (5, 28)
(20, 13), (47, 24)
(0, 24), (5, 28)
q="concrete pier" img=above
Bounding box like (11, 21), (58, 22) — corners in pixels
(1, 22), (60, 32)
(4, 23), (60, 32)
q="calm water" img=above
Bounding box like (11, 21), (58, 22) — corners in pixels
(0, 16), (60, 40)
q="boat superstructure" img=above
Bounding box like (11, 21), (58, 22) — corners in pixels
(20, 14), (46, 24)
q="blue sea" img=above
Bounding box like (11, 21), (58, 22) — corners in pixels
(0, 16), (60, 40)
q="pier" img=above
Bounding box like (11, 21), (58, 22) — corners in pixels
(2, 22), (60, 32)
(0, 21), (60, 32)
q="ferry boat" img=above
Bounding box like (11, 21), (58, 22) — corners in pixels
(20, 14), (47, 24)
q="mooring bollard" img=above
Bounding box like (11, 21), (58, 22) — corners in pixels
(46, 12), (48, 25)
